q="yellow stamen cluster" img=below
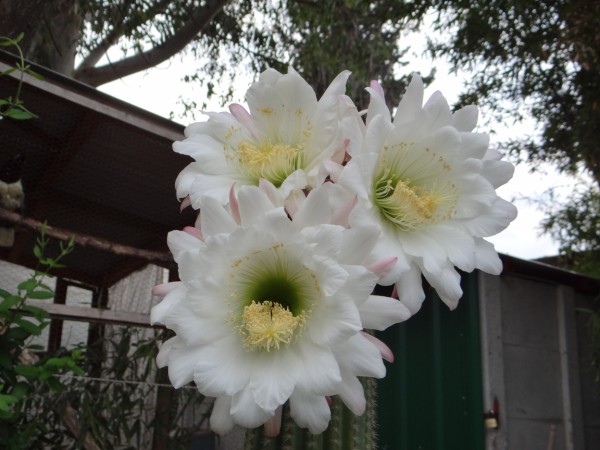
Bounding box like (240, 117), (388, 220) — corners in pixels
(241, 301), (305, 351)
(376, 178), (456, 231)
(235, 140), (302, 185)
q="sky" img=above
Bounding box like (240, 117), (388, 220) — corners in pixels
(98, 50), (577, 262)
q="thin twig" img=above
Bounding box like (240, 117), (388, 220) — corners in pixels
(0, 208), (173, 263)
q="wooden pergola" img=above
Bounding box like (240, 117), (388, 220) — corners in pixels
(0, 49), (196, 328)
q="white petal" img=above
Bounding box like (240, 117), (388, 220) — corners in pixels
(337, 370), (366, 416)
(198, 195), (238, 236)
(289, 390), (331, 434)
(295, 342), (342, 394)
(167, 230), (203, 263)
(193, 336), (252, 396)
(210, 396), (235, 436)
(394, 74), (424, 125)
(237, 185), (279, 226)
(166, 344), (204, 388)
(231, 388), (274, 428)
(249, 350), (301, 412)
(422, 263), (463, 310)
(395, 265), (426, 316)
(307, 293), (362, 345)
(451, 105), (478, 132)
(359, 295), (411, 330)
(474, 238), (503, 275)
(336, 333), (385, 378)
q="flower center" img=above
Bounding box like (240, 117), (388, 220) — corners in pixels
(373, 145), (458, 231)
(240, 300), (306, 351)
(228, 245), (320, 351)
(235, 140), (303, 187)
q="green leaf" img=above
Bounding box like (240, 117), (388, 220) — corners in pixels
(15, 319), (42, 336)
(0, 295), (21, 312)
(33, 245), (42, 259)
(14, 365), (39, 379)
(0, 394), (18, 412)
(0, 288), (11, 299)
(17, 279), (37, 292)
(11, 382), (29, 400)
(0, 67), (17, 76)
(20, 304), (49, 320)
(5, 106), (37, 120)
(24, 67), (44, 81)
(27, 290), (54, 300)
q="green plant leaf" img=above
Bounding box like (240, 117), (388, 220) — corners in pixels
(5, 106), (37, 120)
(20, 304), (49, 320)
(14, 364), (39, 379)
(0, 295), (22, 312)
(16, 319), (42, 336)
(17, 279), (37, 292)
(0, 393), (18, 412)
(27, 290), (54, 300)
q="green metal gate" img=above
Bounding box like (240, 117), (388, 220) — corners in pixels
(376, 273), (485, 450)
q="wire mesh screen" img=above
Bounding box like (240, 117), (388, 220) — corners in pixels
(0, 258), (249, 449)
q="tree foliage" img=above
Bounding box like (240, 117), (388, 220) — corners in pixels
(2, 0), (600, 276)
(425, 0), (600, 274)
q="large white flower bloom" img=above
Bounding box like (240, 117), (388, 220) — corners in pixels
(151, 184), (408, 435)
(174, 67), (360, 207)
(336, 76), (517, 313)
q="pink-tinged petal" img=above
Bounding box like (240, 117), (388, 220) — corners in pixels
(167, 229), (203, 263)
(228, 184), (241, 225)
(210, 396), (235, 436)
(151, 282), (179, 297)
(330, 196), (357, 227)
(366, 256), (398, 278)
(264, 406), (283, 437)
(284, 189), (306, 219)
(183, 226), (203, 241)
(361, 332), (394, 363)
(258, 179), (283, 206)
(323, 160), (344, 182)
(337, 333), (386, 378)
(229, 103), (261, 140)
(289, 391), (331, 434)
(179, 195), (192, 211)
(359, 295), (411, 330)
(332, 138), (350, 164)
(150, 285), (184, 325)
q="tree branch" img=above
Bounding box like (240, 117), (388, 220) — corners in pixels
(77, 0), (173, 71)
(74, 0), (229, 86)
(0, 208), (173, 264)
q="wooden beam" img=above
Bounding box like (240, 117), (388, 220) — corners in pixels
(0, 208), (173, 265)
(21, 301), (160, 328)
